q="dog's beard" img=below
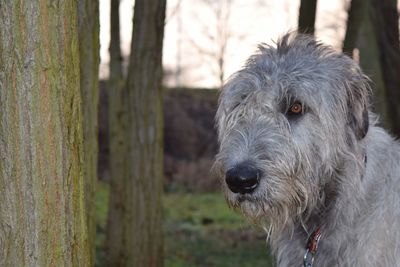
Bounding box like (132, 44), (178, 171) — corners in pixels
(224, 176), (319, 241)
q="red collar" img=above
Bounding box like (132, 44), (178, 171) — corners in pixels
(303, 227), (322, 267)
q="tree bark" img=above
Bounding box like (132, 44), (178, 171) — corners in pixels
(105, 0), (128, 265)
(78, 0), (100, 265)
(0, 1), (89, 266)
(298, 0), (318, 35)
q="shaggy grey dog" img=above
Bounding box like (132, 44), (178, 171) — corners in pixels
(214, 33), (400, 267)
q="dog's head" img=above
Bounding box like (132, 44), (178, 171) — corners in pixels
(214, 33), (371, 233)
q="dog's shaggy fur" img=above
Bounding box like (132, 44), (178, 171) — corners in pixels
(214, 33), (400, 266)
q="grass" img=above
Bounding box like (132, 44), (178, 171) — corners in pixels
(95, 181), (274, 267)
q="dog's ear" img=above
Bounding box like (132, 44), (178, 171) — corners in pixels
(349, 100), (369, 140)
(347, 67), (370, 140)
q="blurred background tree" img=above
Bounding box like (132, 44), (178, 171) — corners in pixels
(298, 0), (318, 34)
(369, 0), (400, 135)
(188, 0), (234, 88)
(344, 0), (400, 134)
(104, 0), (166, 266)
(105, 0), (126, 264)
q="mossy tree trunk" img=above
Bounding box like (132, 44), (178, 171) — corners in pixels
(105, 0), (166, 266)
(298, 0), (318, 35)
(0, 1), (89, 266)
(105, 0), (128, 265)
(78, 0), (100, 264)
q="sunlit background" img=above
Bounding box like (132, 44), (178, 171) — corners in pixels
(99, 0), (350, 88)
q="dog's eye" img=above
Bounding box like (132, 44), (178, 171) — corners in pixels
(287, 102), (303, 116)
(290, 103), (302, 113)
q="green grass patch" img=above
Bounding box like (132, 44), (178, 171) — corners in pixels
(95, 181), (274, 266)
(163, 193), (245, 230)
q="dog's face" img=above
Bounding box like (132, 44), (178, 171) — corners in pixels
(214, 34), (370, 231)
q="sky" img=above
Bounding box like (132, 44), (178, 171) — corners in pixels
(99, 0), (349, 88)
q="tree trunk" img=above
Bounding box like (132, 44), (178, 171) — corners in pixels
(356, 2), (389, 129)
(105, 0), (128, 265)
(109, 0), (124, 82)
(105, 0), (166, 266)
(78, 0), (100, 264)
(342, 0), (368, 56)
(125, 0), (166, 262)
(0, 1), (89, 266)
(370, 0), (400, 135)
(344, 0), (400, 132)
(298, 0), (318, 35)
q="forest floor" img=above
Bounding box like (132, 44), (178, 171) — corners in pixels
(95, 181), (274, 267)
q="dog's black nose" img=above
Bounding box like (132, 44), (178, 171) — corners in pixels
(225, 165), (260, 194)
